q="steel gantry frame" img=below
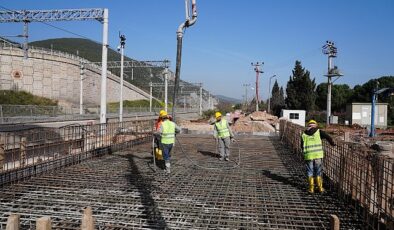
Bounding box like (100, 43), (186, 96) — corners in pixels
(0, 8), (109, 124)
(93, 60), (170, 118)
(148, 82), (202, 115)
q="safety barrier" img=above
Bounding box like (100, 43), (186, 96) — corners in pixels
(280, 119), (394, 229)
(0, 120), (154, 186)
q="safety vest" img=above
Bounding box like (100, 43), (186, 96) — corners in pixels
(161, 120), (176, 144)
(302, 129), (324, 160)
(215, 119), (230, 138)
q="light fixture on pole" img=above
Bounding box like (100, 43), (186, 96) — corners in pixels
(251, 62), (264, 112)
(118, 33), (126, 123)
(322, 40), (343, 125)
(268, 75), (277, 114)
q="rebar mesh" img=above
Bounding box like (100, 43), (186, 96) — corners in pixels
(0, 134), (363, 229)
(280, 120), (394, 229)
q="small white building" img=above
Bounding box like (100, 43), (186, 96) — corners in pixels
(346, 103), (388, 128)
(281, 109), (306, 127)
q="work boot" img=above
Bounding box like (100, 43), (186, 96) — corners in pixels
(308, 177), (314, 193)
(165, 161), (171, 174)
(316, 176), (324, 193)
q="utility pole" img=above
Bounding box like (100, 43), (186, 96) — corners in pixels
(79, 63), (84, 115)
(251, 62), (264, 112)
(322, 41), (342, 125)
(268, 75), (277, 114)
(118, 33), (126, 122)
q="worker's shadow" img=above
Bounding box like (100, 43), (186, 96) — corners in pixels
(197, 149), (220, 158)
(121, 154), (168, 229)
(261, 170), (304, 190)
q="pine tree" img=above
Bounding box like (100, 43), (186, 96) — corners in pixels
(285, 61), (316, 111)
(269, 80), (286, 116)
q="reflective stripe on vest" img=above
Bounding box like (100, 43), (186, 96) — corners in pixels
(161, 120), (176, 144)
(302, 130), (324, 160)
(215, 119), (230, 138)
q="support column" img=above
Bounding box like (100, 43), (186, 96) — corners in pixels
(100, 8), (109, 124)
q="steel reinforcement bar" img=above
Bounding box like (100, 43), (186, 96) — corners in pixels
(279, 119), (394, 229)
(0, 119), (154, 186)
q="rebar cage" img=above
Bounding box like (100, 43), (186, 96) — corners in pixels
(280, 119), (394, 229)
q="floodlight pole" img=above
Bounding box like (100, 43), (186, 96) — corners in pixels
(80, 63), (84, 115)
(164, 68), (169, 112)
(149, 82), (153, 113)
(118, 33), (126, 122)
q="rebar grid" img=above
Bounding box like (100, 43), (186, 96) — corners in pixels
(1, 134), (362, 229)
(280, 120), (394, 229)
(0, 120), (154, 185)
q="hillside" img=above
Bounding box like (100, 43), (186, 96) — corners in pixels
(215, 95), (242, 104)
(29, 38), (207, 102)
(0, 90), (57, 106)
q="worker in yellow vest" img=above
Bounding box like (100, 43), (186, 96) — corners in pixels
(301, 120), (336, 193)
(157, 111), (180, 173)
(213, 112), (235, 161)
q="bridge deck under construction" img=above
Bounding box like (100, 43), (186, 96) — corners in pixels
(0, 135), (363, 229)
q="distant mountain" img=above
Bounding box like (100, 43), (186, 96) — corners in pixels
(29, 38), (207, 101)
(215, 95), (242, 104)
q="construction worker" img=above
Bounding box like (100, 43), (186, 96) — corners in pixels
(301, 120), (336, 193)
(155, 110), (167, 131)
(213, 111), (235, 161)
(156, 111), (180, 173)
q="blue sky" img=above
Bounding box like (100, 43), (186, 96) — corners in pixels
(1, 0), (393, 100)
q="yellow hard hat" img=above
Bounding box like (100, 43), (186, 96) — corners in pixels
(215, 112), (222, 119)
(308, 120), (317, 125)
(160, 110), (168, 118)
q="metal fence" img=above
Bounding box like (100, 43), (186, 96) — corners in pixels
(0, 104), (198, 124)
(279, 119), (394, 229)
(0, 119), (154, 186)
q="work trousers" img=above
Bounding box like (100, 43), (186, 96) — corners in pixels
(306, 158), (323, 177)
(162, 143), (173, 161)
(218, 137), (231, 159)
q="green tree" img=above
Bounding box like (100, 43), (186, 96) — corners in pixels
(315, 83), (352, 112)
(285, 61), (316, 111)
(269, 80), (285, 116)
